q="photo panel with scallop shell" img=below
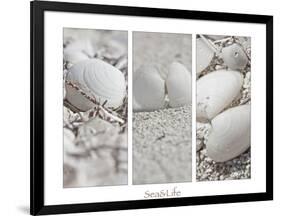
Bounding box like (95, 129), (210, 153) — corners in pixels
(63, 28), (128, 187)
(132, 31), (192, 184)
(196, 34), (251, 181)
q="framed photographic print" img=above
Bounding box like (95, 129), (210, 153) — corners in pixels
(30, 0), (273, 215)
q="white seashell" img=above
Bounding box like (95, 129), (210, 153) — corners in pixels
(65, 59), (126, 111)
(196, 38), (215, 76)
(64, 39), (95, 65)
(133, 65), (165, 112)
(222, 44), (248, 70)
(166, 62), (192, 107)
(133, 98), (142, 111)
(206, 105), (250, 162)
(197, 70), (243, 122)
(153, 64), (169, 81)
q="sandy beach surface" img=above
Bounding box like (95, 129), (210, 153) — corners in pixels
(133, 106), (192, 184)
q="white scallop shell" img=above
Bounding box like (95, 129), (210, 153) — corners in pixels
(64, 39), (95, 65)
(206, 105), (250, 162)
(166, 62), (192, 107)
(197, 70), (243, 122)
(65, 59), (126, 111)
(222, 44), (248, 70)
(196, 38), (215, 76)
(133, 65), (165, 112)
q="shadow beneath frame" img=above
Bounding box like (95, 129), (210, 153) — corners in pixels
(17, 205), (29, 215)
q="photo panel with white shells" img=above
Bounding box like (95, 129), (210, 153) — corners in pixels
(196, 34), (251, 181)
(63, 28), (128, 187)
(132, 31), (192, 184)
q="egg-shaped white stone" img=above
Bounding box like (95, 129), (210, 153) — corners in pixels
(222, 44), (248, 70)
(197, 70), (243, 122)
(166, 62), (192, 107)
(206, 105), (250, 162)
(196, 38), (215, 76)
(65, 59), (126, 111)
(133, 65), (165, 112)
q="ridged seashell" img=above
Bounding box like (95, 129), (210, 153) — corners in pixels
(65, 59), (126, 111)
(222, 44), (248, 70)
(196, 38), (214, 76)
(64, 39), (95, 65)
(197, 70), (243, 122)
(206, 105), (250, 162)
(133, 65), (165, 112)
(166, 62), (192, 107)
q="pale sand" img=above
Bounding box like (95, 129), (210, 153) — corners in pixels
(133, 106), (192, 184)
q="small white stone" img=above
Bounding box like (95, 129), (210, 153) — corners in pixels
(196, 38), (215, 76)
(222, 44), (248, 70)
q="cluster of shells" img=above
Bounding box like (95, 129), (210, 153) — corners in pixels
(196, 34), (251, 166)
(133, 62), (192, 112)
(63, 29), (128, 187)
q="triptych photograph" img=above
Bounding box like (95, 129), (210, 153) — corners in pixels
(31, 2), (273, 214)
(62, 28), (251, 188)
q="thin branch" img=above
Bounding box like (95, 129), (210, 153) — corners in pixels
(199, 34), (219, 54)
(65, 80), (125, 124)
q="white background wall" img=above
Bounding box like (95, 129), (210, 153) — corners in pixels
(0, 0), (279, 215)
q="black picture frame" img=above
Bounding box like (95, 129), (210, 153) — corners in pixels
(30, 0), (273, 215)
